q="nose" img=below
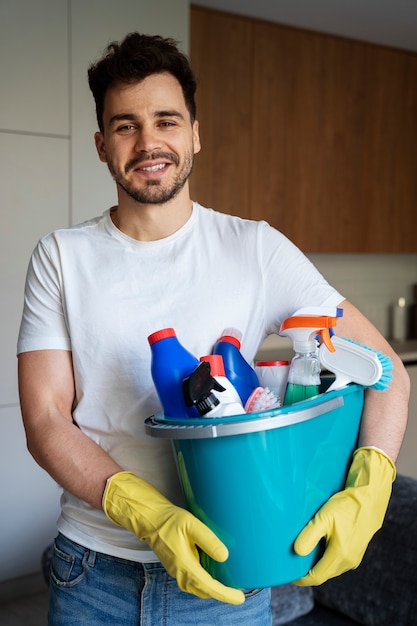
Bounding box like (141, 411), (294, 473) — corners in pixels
(134, 124), (160, 154)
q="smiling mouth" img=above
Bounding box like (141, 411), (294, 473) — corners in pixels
(125, 152), (179, 174)
(139, 163), (168, 172)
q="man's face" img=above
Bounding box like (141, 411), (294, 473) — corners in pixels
(95, 72), (201, 205)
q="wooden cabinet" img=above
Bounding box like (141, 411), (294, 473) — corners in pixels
(190, 8), (253, 219)
(190, 5), (417, 253)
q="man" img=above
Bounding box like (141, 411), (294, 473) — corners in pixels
(17, 33), (409, 625)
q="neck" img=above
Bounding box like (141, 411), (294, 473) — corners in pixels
(111, 187), (193, 241)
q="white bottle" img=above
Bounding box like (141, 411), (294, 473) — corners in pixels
(199, 355), (246, 416)
(255, 360), (289, 406)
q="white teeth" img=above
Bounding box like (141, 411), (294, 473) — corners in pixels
(140, 163), (166, 172)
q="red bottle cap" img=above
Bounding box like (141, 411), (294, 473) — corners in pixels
(218, 335), (241, 349)
(200, 354), (226, 377)
(148, 328), (176, 345)
(255, 360), (289, 366)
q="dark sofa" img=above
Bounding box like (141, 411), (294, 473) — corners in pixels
(271, 473), (417, 625)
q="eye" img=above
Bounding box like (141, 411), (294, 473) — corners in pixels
(117, 124), (136, 133)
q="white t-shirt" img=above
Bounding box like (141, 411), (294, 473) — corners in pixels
(17, 202), (343, 562)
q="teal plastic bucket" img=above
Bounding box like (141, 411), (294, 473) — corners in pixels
(145, 384), (364, 589)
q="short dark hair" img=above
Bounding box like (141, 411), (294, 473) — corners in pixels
(88, 32), (197, 132)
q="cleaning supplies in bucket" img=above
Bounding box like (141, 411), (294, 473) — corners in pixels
(183, 357), (278, 417)
(319, 336), (394, 392)
(199, 355), (246, 415)
(244, 386), (280, 412)
(148, 328), (200, 418)
(182, 358), (246, 417)
(255, 360), (289, 406)
(212, 328), (260, 405)
(149, 326), (265, 419)
(279, 313), (339, 405)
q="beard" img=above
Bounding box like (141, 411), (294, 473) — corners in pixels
(108, 150), (194, 205)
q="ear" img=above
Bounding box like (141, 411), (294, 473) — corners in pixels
(94, 131), (107, 163)
(192, 120), (201, 155)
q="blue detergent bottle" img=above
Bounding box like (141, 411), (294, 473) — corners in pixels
(148, 328), (200, 418)
(212, 328), (259, 405)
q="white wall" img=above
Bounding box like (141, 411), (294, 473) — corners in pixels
(1, 0), (416, 587)
(0, 0), (70, 583)
(0, 0), (189, 584)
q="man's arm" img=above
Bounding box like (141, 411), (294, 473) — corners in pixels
(18, 348), (245, 603)
(336, 299), (410, 460)
(294, 299), (410, 586)
(18, 349), (122, 508)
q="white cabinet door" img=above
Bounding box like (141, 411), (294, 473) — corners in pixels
(0, 133), (69, 404)
(0, 0), (68, 135)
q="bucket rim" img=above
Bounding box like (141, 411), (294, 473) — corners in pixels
(145, 384), (364, 440)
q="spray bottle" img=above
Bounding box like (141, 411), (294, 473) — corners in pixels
(199, 355), (245, 415)
(182, 359), (245, 417)
(279, 313), (339, 405)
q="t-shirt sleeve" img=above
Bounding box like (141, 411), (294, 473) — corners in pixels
(17, 238), (71, 354)
(258, 221), (344, 334)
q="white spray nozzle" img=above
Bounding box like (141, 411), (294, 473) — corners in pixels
(293, 339), (318, 354)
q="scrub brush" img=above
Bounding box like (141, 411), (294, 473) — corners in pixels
(245, 387), (280, 413)
(319, 336), (393, 392)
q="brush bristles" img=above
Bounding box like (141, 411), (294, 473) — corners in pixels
(342, 337), (394, 391)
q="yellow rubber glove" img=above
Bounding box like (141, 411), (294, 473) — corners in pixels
(294, 446), (396, 586)
(103, 471), (244, 604)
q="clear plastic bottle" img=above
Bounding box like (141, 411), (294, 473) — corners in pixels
(212, 328), (259, 405)
(148, 328), (200, 418)
(283, 339), (321, 405)
(279, 312), (340, 406)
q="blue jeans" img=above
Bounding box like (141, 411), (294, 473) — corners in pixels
(48, 533), (272, 625)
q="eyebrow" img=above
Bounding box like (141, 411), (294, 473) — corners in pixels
(109, 113), (136, 125)
(109, 110), (185, 125)
(155, 110), (185, 120)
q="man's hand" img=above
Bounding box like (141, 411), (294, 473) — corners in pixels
(103, 471), (245, 604)
(294, 447), (395, 586)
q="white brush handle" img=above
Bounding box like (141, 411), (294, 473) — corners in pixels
(319, 336), (382, 390)
(326, 373), (356, 392)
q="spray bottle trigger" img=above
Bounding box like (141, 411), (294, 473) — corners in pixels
(319, 328), (336, 352)
(182, 361), (225, 408)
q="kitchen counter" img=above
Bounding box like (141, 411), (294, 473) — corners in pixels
(256, 336), (417, 365)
